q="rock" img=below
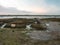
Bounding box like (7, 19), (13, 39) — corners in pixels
(31, 24), (47, 30)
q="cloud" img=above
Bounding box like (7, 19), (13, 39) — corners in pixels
(19, 0), (60, 15)
(0, 0), (60, 15)
(0, 5), (33, 15)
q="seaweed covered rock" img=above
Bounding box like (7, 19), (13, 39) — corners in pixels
(5, 23), (26, 28)
(31, 24), (47, 30)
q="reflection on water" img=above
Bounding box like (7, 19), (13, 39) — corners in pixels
(27, 21), (60, 40)
(47, 22), (60, 31)
(1, 23), (7, 28)
(27, 31), (51, 40)
(26, 24), (32, 30)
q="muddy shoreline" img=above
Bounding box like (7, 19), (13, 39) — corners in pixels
(0, 18), (60, 45)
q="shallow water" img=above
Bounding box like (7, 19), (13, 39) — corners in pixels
(27, 21), (60, 40)
(47, 22), (60, 31)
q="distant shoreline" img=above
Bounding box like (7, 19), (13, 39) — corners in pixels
(0, 15), (60, 19)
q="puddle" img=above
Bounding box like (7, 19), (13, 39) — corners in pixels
(26, 24), (32, 30)
(1, 23), (7, 28)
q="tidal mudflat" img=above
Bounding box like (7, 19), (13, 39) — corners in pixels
(0, 18), (60, 45)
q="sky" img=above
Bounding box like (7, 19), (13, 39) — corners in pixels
(0, 0), (60, 15)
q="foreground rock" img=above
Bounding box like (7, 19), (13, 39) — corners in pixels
(31, 24), (47, 30)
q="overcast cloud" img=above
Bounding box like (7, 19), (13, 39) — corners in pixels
(0, 0), (60, 15)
